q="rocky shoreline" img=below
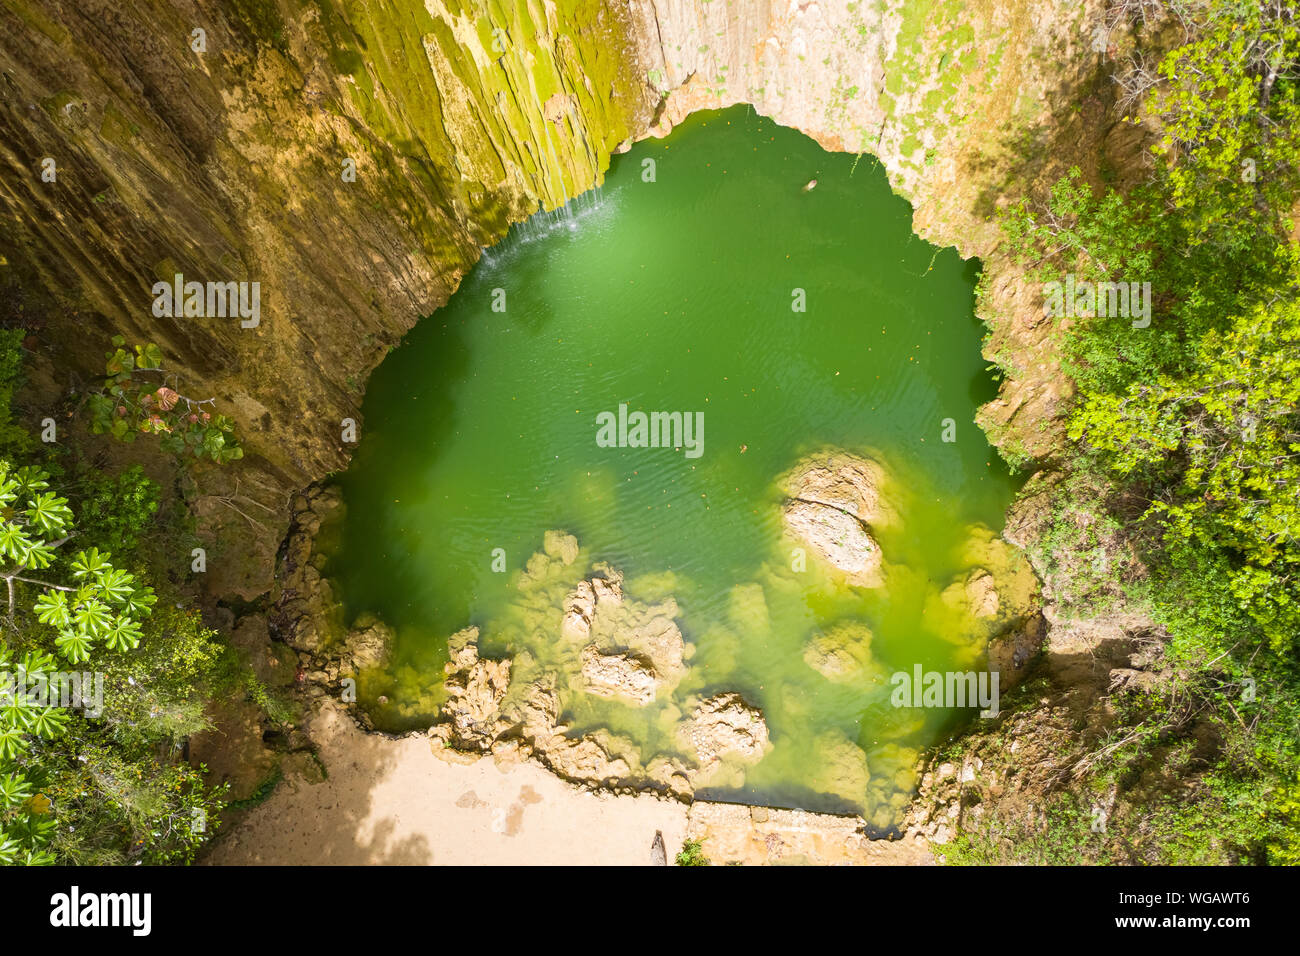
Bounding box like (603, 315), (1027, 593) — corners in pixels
(214, 450), (1048, 863)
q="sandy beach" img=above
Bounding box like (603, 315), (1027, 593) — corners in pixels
(204, 700), (689, 866)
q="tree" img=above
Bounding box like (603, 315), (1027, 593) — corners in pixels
(0, 646), (65, 864)
(1070, 295), (1300, 649)
(0, 462), (157, 663)
(1153, 0), (1300, 251)
(0, 459), (161, 862)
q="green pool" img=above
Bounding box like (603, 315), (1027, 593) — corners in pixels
(326, 107), (1022, 825)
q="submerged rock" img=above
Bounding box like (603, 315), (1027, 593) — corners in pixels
(567, 564), (689, 693)
(683, 692), (771, 772)
(803, 621), (882, 682)
(727, 582), (771, 634)
(580, 644), (658, 705)
(590, 596), (688, 681)
(561, 580), (598, 641)
(937, 566), (1002, 624)
(963, 569), (1000, 619)
(805, 731), (872, 808)
(543, 529), (580, 566)
(932, 524), (1043, 689)
(339, 614), (393, 673)
(779, 451), (895, 588)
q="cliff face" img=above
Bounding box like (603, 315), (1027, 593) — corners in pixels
(0, 0), (1104, 594)
(0, 0), (650, 478)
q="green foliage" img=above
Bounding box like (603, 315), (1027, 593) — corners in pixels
(0, 645), (66, 864)
(0, 458), (169, 862)
(1153, 0), (1300, 252)
(999, 166), (1289, 396)
(0, 329), (31, 458)
(42, 733), (227, 865)
(0, 462), (157, 664)
(675, 838), (710, 866)
(0, 461), (227, 864)
(1070, 296), (1300, 650)
(0, 383), (231, 863)
(974, 0), (1300, 866)
(99, 605), (224, 744)
(0, 329), (246, 865)
(72, 465), (160, 558)
(238, 670), (297, 727)
(945, 797), (1110, 866)
(86, 336), (243, 464)
(999, 0), (1300, 657)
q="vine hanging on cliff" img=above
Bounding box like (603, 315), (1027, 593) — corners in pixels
(85, 336), (242, 464)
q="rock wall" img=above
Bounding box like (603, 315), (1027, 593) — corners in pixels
(632, 0), (1098, 243)
(0, 0), (651, 591)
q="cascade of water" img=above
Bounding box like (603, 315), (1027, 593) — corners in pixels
(475, 143), (608, 270)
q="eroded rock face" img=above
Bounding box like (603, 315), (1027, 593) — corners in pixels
(686, 800), (933, 866)
(562, 580), (598, 641)
(436, 627), (511, 751)
(539, 731), (637, 786)
(561, 561), (689, 702)
(780, 452), (895, 588)
(580, 645), (658, 705)
(275, 487), (348, 655)
(561, 567), (624, 642)
(590, 596), (687, 683)
(683, 693), (771, 772)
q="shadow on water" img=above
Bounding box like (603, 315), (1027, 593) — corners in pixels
(328, 308), (475, 622)
(696, 782), (870, 822)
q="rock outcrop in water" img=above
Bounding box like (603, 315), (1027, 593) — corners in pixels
(438, 627), (511, 753)
(425, 532), (764, 796)
(803, 621), (885, 683)
(579, 645), (658, 705)
(377, 505), (1043, 822)
(560, 570), (623, 642)
(930, 523), (1044, 689)
(682, 693), (772, 776)
(780, 451), (895, 587)
(562, 565), (690, 698)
